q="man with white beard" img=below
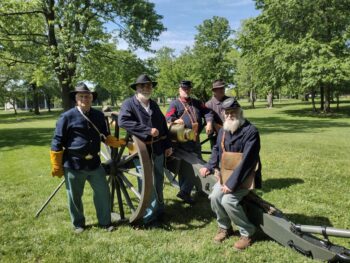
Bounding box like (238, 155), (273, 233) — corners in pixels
(199, 97), (262, 250)
(118, 74), (172, 225)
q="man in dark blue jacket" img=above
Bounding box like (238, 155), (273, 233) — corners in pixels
(199, 97), (262, 250)
(50, 83), (125, 233)
(165, 80), (213, 204)
(118, 74), (172, 225)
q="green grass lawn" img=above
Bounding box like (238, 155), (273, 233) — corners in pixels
(1, 100), (350, 262)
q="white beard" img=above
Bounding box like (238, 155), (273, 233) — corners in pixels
(223, 118), (243, 134)
(137, 92), (151, 101)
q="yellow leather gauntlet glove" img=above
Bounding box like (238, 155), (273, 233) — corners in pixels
(50, 150), (64, 178)
(105, 135), (126, 148)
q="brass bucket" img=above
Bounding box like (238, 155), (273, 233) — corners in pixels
(168, 123), (195, 142)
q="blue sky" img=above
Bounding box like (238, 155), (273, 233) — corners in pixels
(118, 0), (260, 58)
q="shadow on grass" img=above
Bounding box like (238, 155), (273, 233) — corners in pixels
(262, 178), (304, 193)
(284, 213), (332, 226)
(0, 127), (53, 150)
(156, 193), (214, 231)
(281, 102), (350, 119)
(0, 110), (61, 125)
(248, 116), (350, 135)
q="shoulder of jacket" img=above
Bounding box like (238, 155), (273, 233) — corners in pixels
(61, 108), (76, 118)
(243, 121), (258, 135)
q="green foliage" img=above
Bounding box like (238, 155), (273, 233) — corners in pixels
(0, 0), (165, 110)
(191, 16), (235, 100)
(152, 47), (179, 99)
(79, 43), (148, 104)
(235, 0), (350, 111)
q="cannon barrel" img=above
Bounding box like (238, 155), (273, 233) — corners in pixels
(294, 224), (350, 238)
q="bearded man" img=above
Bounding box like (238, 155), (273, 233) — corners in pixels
(199, 97), (262, 250)
(118, 74), (172, 225)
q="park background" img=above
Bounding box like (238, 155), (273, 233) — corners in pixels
(1, 0), (350, 262)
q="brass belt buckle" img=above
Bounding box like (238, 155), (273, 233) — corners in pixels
(85, 154), (93, 160)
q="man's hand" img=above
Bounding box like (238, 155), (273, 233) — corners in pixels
(205, 122), (213, 135)
(214, 169), (221, 182)
(50, 150), (64, 178)
(199, 167), (210, 177)
(221, 184), (232, 194)
(105, 135), (126, 148)
(150, 128), (159, 137)
(165, 147), (173, 157)
(174, 119), (184, 124)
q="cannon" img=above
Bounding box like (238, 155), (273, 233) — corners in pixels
(36, 111), (350, 262)
(101, 112), (350, 261)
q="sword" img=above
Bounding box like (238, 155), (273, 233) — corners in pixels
(35, 179), (65, 218)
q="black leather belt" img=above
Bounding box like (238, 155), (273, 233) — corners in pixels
(67, 149), (98, 160)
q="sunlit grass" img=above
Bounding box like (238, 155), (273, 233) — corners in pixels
(0, 100), (349, 262)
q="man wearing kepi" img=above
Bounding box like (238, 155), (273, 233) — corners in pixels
(50, 83), (125, 233)
(165, 80), (213, 204)
(118, 74), (172, 225)
(199, 97), (262, 250)
(205, 79), (230, 148)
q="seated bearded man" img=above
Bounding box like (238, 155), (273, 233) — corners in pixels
(200, 97), (262, 250)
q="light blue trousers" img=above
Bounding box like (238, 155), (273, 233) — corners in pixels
(64, 166), (111, 228)
(209, 182), (256, 237)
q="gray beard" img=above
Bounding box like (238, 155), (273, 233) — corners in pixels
(223, 118), (243, 134)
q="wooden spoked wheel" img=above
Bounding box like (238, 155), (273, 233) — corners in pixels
(101, 113), (153, 224)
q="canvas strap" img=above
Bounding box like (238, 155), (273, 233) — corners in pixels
(76, 106), (106, 140)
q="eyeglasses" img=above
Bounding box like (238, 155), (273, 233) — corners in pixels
(138, 83), (153, 89)
(76, 94), (92, 100)
(224, 109), (240, 116)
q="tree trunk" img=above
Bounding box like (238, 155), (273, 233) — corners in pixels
(110, 94), (116, 106)
(59, 79), (73, 111)
(320, 85), (324, 111)
(336, 93), (339, 110)
(44, 1), (75, 112)
(11, 98), (17, 115)
(311, 90), (317, 112)
(267, 91), (273, 108)
(46, 94), (52, 112)
(324, 86), (331, 113)
(31, 84), (40, 115)
(163, 96), (166, 107)
(249, 89), (255, 108)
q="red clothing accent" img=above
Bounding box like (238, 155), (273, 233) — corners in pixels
(165, 107), (176, 117)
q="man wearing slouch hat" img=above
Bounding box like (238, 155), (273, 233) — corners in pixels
(50, 82), (125, 233)
(118, 74), (172, 225)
